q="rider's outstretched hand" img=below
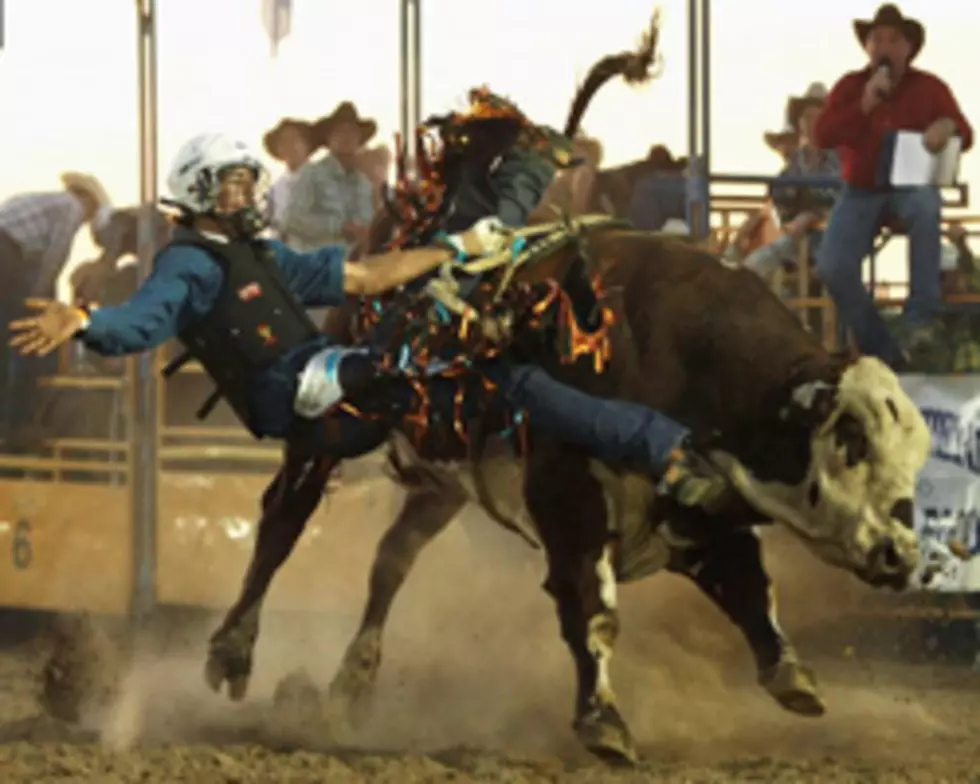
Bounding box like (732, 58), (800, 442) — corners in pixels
(9, 298), (87, 356)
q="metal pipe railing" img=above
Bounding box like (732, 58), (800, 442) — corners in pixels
(709, 173), (969, 208)
(131, 0), (160, 622)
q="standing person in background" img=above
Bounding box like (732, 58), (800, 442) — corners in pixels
(0, 172), (110, 449)
(281, 101), (375, 254)
(262, 118), (318, 243)
(355, 144), (393, 219)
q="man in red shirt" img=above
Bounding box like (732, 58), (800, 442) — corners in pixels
(812, 4), (972, 368)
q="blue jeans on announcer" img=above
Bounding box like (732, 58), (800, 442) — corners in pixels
(816, 184), (942, 364)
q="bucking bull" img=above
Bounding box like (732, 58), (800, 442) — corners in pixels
(194, 26), (933, 769)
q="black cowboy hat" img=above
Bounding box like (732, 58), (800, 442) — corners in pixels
(854, 4), (925, 61)
(262, 118), (317, 160)
(314, 102), (377, 146)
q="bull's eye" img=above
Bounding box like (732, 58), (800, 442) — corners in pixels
(885, 398), (899, 422)
(834, 412), (869, 467)
(808, 480), (820, 506)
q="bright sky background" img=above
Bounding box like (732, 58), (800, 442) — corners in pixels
(0, 0), (976, 290)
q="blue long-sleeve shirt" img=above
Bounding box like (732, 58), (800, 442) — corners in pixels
(81, 233), (347, 356)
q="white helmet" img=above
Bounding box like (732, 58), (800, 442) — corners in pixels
(165, 132), (266, 215)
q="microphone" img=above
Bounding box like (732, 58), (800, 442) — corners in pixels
(874, 58), (893, 99)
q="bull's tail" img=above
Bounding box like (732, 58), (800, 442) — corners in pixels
(562, 8), (663, 139)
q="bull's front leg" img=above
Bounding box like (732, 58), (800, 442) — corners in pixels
(321, 480), (467, 735)
(667, 527), (825, 717)
(526, 441), (637, 766)
(205, 445), (334, 700)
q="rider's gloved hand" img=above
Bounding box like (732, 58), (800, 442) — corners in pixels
(441, 216), (511, 258)
(658, 436), (733, 512)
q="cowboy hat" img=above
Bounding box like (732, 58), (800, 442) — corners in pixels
(61, 172), (110, 207)
(314, 102), (377, 146)
(262, 118), (317, 160)
(763, 124), (798, 153)
(786, 82), (829, 131)
(854, 4), (925, 60)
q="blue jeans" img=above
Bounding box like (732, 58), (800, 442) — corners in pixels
(486, 363), (687, 474)
(293, 362), (688, 475)
(816, 184), (942, 363)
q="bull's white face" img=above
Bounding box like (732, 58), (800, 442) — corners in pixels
(713, 357), (929, 589)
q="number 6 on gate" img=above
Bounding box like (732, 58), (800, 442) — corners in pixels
(12, 519), (32, 570)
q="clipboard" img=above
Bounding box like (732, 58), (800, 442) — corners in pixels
(882, 130), (962, 187)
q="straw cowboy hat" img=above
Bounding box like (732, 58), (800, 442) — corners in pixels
(854, 4), (925, 61)
(764, 123), (797, 154)
(61, 172), (110, 207)
(786, 82), (829, 130)
(262, 117), (317, 160)
(314, 102), (377, 146)
(763, 82), (828, 152)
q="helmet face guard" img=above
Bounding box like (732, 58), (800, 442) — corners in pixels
(212, 202), (268, 241)
(164, 162), (269, 240)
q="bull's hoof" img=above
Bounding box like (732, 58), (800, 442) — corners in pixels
(204, 632), (254, 702)
(273, 668), (325, 729)
(322, 630), (383, 737)
(759, 659), (825, 717)
(39, 615), (123, 724)
(573, 703), (637, 766)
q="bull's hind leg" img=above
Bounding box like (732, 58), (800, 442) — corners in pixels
(205, 447), (333, 701)
(526, 444), (636, 766)
(322, 481), (467, 733)
(668, 527), (825, 716)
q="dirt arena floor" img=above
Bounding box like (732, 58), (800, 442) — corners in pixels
(3, 484), (980, 783)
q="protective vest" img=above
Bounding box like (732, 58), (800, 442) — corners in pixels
(161, 233), (319, 434)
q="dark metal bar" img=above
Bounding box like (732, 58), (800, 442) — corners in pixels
(399, 0), (409, 142)
(699, 0), (710, 180)
(686, 0), (697, 167)
(412, 0), (421, 128)
(710, 174), (967, 207)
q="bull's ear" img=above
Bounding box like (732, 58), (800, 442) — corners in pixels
(780, 381), (838, 429)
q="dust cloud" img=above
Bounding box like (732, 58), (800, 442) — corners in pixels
(46, 482), (959, 768)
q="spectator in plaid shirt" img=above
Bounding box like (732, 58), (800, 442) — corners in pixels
(280, 102), (376, 254)
(261, 118), (318, 243)
(0, 172), (110, 448)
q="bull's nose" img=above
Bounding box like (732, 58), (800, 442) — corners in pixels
(869, 535), (914, 576)
(889, 498), (914, 529)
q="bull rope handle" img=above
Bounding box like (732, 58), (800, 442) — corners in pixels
(419, 213), (624, 335)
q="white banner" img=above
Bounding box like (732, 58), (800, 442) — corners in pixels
(902, 374), (980, 592)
